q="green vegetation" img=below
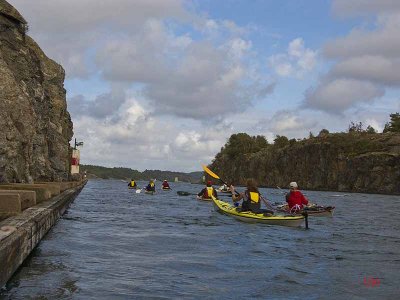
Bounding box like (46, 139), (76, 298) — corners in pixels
(80, 164), (203, 183)
(274, 135), (289, 148)
(208, 113), (400, 194)
(383, 113), (400, 133)
(222, 133), (268, 157)
(212, 112), (398, 163)
(348, 121), (377, 134)
(81, 165), (141, 180)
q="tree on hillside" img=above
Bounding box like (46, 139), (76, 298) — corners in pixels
(223, 133), (268, 157)
(273, 135), (289, 148)
(365, 125), (377, 134)
(318, 129), (329, 137)
(254, 135), (269, 149)
(383, 112), (400, 133)
(348, 121), (363, 133)
(289, 138), (297, 146)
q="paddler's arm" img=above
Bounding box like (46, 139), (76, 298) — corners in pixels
(230, 185), (243, 202)
(198, 188), (205, 197)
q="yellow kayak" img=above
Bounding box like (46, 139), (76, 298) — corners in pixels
(212, 198), (305, 227)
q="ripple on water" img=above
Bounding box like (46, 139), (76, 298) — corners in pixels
(1, 180), (400, 299)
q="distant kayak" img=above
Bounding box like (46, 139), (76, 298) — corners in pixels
(217, 189), (232, 194)
(212, 198), (305, 227)
(128, 187), (138, 190)
(162, 187), (171, 191)
(144, 190), (155, 195)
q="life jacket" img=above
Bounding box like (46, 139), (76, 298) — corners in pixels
(130, 180), (136, 187)
(286, 190), (308, 211)
(249, 192), (259, 203)
(203, 187), (214, 199)
(147, 182), (155, 191)
(242, 190), (261, 212)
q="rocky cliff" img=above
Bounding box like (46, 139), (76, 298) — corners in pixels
(209, 132), (400, 195)
(0, 0), (73, 183)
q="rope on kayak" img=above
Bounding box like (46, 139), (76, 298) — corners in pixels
(290, 204), (302, 214)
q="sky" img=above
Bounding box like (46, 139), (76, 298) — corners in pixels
(10, 0), (400, 172)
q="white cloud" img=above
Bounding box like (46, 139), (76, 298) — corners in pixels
(7, 0), (279, 171)
(68, 86), (127, 119)
(72, 99), (227, 171)
(332, 55), (400, 86)
(227, 38), (252, 59)
(269, 38), (317, 78)
(198, 18), (248, 37)
(95, 22), (271, 120)
(304, 78), (385, 113)
(324, 14), (400, 59)
(11, 0), (190, 78)
(306, 2), (400, 113)
(332, 0), (400, 17)
(254, 110), (318, 138)
(11, 0), (189, 33)
(11, 0), (274, 121)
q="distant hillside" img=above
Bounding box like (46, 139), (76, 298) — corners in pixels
(80, 164), (203, 183)
(209, 131), (400, 195)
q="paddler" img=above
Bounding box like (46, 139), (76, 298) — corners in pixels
(198, 181), (218, 199)
(128, 178), (137, 188)
(162, 180), (170, 189)
(285, 182), (308, 213)
(145, 179), (156, 192)
(220, 183), (228, 192)
(230, 179), (263, 213)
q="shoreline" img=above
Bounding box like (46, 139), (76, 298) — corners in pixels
(0, 180), (87, 288)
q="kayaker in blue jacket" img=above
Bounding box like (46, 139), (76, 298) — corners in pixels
(145, 179), (156, 192)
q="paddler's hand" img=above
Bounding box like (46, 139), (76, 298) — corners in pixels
(229, 185), (235, 194)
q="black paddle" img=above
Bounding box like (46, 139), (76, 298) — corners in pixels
(177, 191), (197, 196)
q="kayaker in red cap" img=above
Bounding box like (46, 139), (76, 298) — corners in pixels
(162, 180), (170, 189)
(198, 180), (218, 199)
(285, 182), (308, 213)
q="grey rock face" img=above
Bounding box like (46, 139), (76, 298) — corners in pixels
(210, 133), (400, 195)
(0, 0), (73, 183)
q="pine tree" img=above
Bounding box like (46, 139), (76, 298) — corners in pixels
(383, 113), (400, 133)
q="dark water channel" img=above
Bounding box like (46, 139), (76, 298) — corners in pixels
(1, 180), (399, 299)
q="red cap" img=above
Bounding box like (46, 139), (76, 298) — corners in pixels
(207, 181), (212, 186)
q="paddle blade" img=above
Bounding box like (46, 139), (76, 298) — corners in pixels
(202, 164), (220, 180)
(136, 189), (142, 194)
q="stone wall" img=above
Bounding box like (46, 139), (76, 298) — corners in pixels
(0, 0), (73, 183)
(0, 181), (86, 288)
